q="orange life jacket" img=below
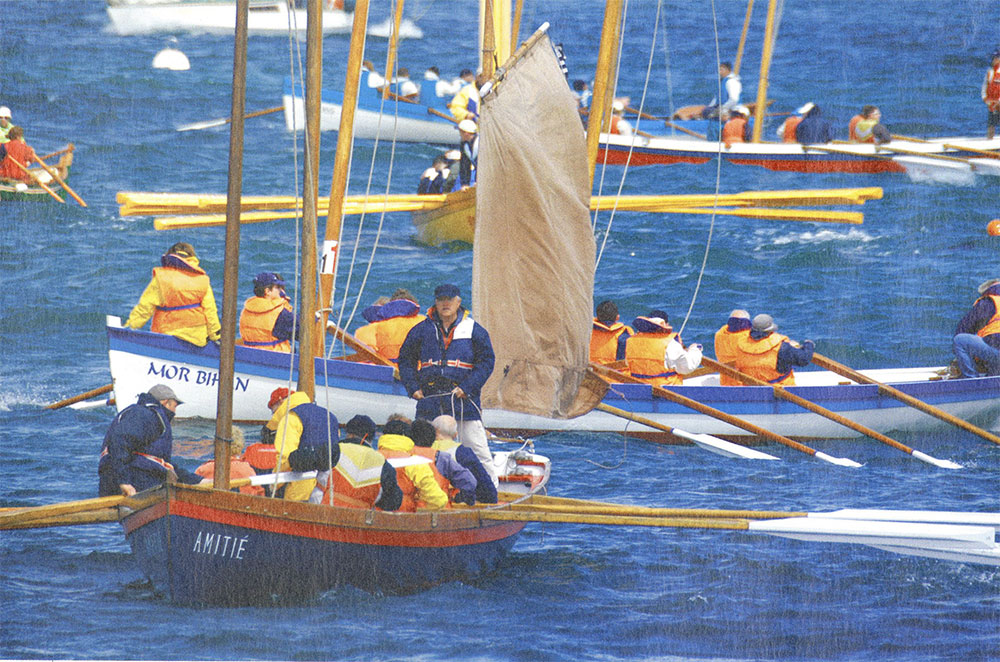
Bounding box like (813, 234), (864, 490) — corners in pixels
(722, 117), (747, 146)
(986, 63), (1000, 104)
(0, 139), (37, 181)
(195, 459), (264, 496)
(977, 295), (1000, 338)
(590, 319), (632, 365)
(782, 116), (803, 143)
(714, 325), (750, 386)
(319, 443), (386, 508)
(378, 447), (418, 512)
(150, 264), (211, 336)
(734, 332), (795, 385)
(239, 296), (292, 352)
(355, 323), (378, 348)
(626, 332), (681, 386)
(242, 443), (277, 471)
(375, 313), (424, 362)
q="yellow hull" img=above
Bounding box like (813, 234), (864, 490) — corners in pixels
(410, 187), (477, 246)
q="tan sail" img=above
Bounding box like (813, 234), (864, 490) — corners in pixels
(472, 30), (604, 419)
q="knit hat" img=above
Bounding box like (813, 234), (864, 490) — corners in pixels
(268, 387), (291, 409)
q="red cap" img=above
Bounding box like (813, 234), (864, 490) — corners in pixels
(268, 387), (291, 409)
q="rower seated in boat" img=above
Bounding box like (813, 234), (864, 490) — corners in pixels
(732, 314), (814, 386)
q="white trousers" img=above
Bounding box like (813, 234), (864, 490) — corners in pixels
(456, 419), (498, 488)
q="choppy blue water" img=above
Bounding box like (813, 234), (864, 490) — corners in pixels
(2, 1), (999, 660)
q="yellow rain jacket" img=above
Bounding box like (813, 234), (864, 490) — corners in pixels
(377, 433), (448, 511)
(270, 391), (318, 501)
(125, 254), (221, 347)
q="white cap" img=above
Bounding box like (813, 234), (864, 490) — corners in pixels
(734, 105), (751, 116)
(458, 119), (478, 133)
(0, 106), (11, 119)
(611, 100), (625, 112)
(796, 102), (815, 115)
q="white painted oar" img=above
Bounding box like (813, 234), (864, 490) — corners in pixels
(812, 452), (863, 468)
(748, 517), (1000, 566)
(810, 509), (1000, 531)
(68, 399), (112, 410)
(177, 105), (283, 132)
(670, 428), (779, 460)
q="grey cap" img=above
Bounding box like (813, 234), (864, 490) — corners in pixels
(752, 313), (777, 333)
(148, 384), (182, 404)
(977, 278), (1000, 295)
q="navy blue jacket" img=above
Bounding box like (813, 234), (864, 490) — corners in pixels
(397, 307), (495, 421)
(795, 109), (835, 144)
(955, 284), (1000, 350)
(98, 392), (201, 496)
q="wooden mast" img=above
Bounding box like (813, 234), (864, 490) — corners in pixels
(315, 0), (371, 358)
(750, 0), (777, 142)
(381, 0), (405, 99)
(481, 0), (497, 77)
(212, 0), (250, 489)
(586, 0), (624, 190)
(733, 0), (755, 76)
(297, 0), (324, 397)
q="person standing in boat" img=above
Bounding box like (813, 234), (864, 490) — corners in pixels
(0, 107), (13, 143)
(982, 50), (1000, 140)
(701, 61), (741, 119)
(195, 427), (263, 496)
(0, 125), (38, 182)
(397, 283), (498, 488)
(239, 272), (297, 352)
(731, 314), (814, 386)
(794, 104), (835, 144)
(609, 100), (633, 136)
(590, 299), (633, 366)
(98, 384), (204, 497)
(714, 309), (752, 386)
(123, 242), (222, 348)
(424, 66), (462, 99)
(292, 414), (403, 511)
(951, 278), (1000, 378)
(418, 154), (450, 194)
(624, 310), (703, 386)
(457, 119), (479, 188)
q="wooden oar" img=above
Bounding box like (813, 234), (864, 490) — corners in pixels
(36, 144), (74, 162)
(46, 383), (114, 410)
(663, 120), (706, 139)
(326, 322), (394, 367)
(802, 144), (896, 161)
(7, 155), (65, 203)
(875, 144), (981, 167)
(33, 155), (86, 207)
(596, 402), (779, 460)
(0, 495), (125, 530)
(177, 105), (283, 132)
(2, 509), (120, 530)
(811, 352), (1000, 448)
(427, 106), (460, 124)
(590, 364), (861, 467)
(699, 356), (961, 468)
(895, 133), (1000, 160)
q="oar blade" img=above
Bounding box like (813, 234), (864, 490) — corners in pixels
(810, 509), (1000, 531)
(671, 429), (780, 460)
(813, 451), (863, 468)
(177, 118), (228, 132)
(869, 543), (1000, 566)
(749, 517), (997, 554)
(910, 450), (962, 469)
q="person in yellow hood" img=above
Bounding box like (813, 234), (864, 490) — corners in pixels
(124, 242), (222, 347)
(267, 388), (340, 501)
(376, 416), (449, 512)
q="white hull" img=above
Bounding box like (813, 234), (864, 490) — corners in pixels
(282, 94), (459, 144)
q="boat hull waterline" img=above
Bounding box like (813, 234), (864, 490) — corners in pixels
(106, 318), (1000, 441)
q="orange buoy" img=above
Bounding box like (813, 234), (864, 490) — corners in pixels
(989, 219), (1000, 236)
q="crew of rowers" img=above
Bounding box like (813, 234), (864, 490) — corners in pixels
(590, 300), (815, 387)
(719, 101), (891, 148)
(207, 388), (499, 512)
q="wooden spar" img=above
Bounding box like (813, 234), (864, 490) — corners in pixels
(481, 0), (496, 77)
(497, 494), (804, 520)
(811, 353), (1000, 447)
(890, 134), (1000, 158)
(803, 144), (897, 160)
(380, 0), (405, 100)
(298, 0), (325, 398)
(698, 356), (961, 469)
(586, 0), (623, 190)
(664, 120), (707, 139)
(45, 384), (113, 410)
(32, 156), (86, 206)
(326, 322), (394, 367)
(590, 363), (862, 467)
(8, 156), (65, 203)
(750, 0), (777, 142)
(511, 0), (523, 51)
(875, 144), (979, 165)
(316, 0), (369, 361)
(213, 0), (251, 490)
(733, 0), (755, 76)
(36, 144), (74, 162)
(176, 105), (284, 132)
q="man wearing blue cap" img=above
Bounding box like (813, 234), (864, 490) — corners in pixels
(397, 283), (498, 487)
(239, 272), (298, 352)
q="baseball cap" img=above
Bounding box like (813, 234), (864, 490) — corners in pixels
(148, 384), (182, 404)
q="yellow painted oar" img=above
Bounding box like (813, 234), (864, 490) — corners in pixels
(45, 383), (113, 410)
(8, 155), (65, 203)
(811, 352), (1000, 447)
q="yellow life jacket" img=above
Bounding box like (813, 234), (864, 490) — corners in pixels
(977, 295), (1000, 338)
(590, 319), (632, 365)
(150, 265), (211, 338)
(626, 332), (681, 386)
(375, 313), (425, 362)
(714, 325), (750, 386)
(734, 332), (794, 385)
(240, 296), (292, 352)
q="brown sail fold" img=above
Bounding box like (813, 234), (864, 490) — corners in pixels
(472, 31), (604, 419)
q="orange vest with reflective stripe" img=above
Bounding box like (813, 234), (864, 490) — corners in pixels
(626, 332), (681, 386)
(734, 332), (794, 385)
(714, 325), (750, 386)
(848, 114), (863, 141)
(977, 295), (1000, 338)
(320, 443), (385, 508)
(150, 266), (210, 335)
(590, 320), (632, 365)
(240, 296), (292, 352)
(375, 313), (425, 361)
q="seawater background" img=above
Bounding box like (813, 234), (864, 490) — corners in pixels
(2, 1), (999, 660)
